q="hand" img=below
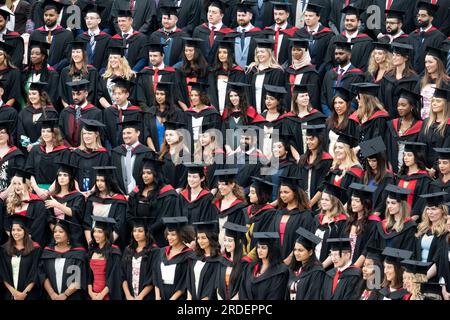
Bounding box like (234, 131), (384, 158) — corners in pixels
(54, 293), (67, 300)
(125, 294), (135, 300)
(13, 291), (27, 300)
(26, 144), (33, 152)
(45, 197), (60, 209)
(376, 33), (384, 39)
(135, 295), (144, 301)
(427, 168), (436, 178)
(36, 188), (49, 199)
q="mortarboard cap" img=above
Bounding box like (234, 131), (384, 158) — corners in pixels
(419, 192), (447, 207)
(193, 220), (219, 233)
(254, 38), (275, 49)
(417, 1), (439, 16)
(145, 41), (167, 53)
(83, 2), (108, 15)
(214, 168), (239, 183)
(334, 41), (353, 52)
(305, 3), (323, 15)
(373, 41), (392, 52)
(142, 158), (165, 172)
(70, 40), (86, 50)
(366, 246), (383, 261)
(51, 217), (82, 235)
(160, 5), (180, 17)
(401, 141), (426, 154)
(425, 46), (447, 64)
(303, 124), (326, 137)
(29, 40), (51, 52)
(29, 81), (49, 93)
(327, 238), (352, 253)
(56, 160), (78, 175)
(184, 163), (205, 175)
(128, 216), (155, 229)
(108, 44), (125, 57)
(323, 182), (347, 203)
(336, 131), (359, 148)
(352, 82), (380, 97)
(359, 136), (386, 158)
(333, 86), (353, 102)
(433, 86), (450, 100)
(224, 221), (248, 240)
(290, 38), (309, 50)
(189, 81), (209, 93)
(385, 9), (405, 21)
(250, 176), (275, 194)
(111, 77), (133, 91)
(93, 166), (117, 177)
(117, 8), (133, 18)
(227, 81), (251, 94)
(292, 83), (310, 94)
(401, 260), (432, 275)
(434, 147), (450, 160)
(92, 216), (116, 232)
(8, 214), (32, 231)
(398, 87), (422, 106)
(264, 84), (287, 99)
(162, 216), (189, 231)
(0, 8), (11, 20)
(385, 184), (411, 201)
(253, 231), (280, 245)
(13, 167), (31, 181)
(80, 118), (106, 132)
(0, 120), (14, 133)
(271, 1), (291, 11)
(0, 41), (13, 55)
(182, 37), (204, 49)
(341, 5), (362, 17)
(236, 0), (256, 13)
(66, 79), (90, 91)
(349, 182), (377, 199)
(382, 247), (412, 265)
(391, 42), (413, 57)
(164, 120), (187, 131)
(155, 81), (173, 92)
(420, 282), (444, 298)
(209, 0), (229, 12)
(42, 0), (67, 14)
(218, 39), (235, 51)
(295, 226), (321, 249)
(37, 118), (59, 130)
(279, 174), (302, 189)
(117, 119), (141, 130)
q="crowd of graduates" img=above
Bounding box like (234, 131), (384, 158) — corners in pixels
(0, 0), (449, 301)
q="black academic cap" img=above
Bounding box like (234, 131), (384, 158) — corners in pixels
(227, 81), (251, 94)
(108, 44), (126, 57)
(327, 238), (352, 253)
(209, 0), (229, 12)
(391, 42), (413, 57)
(117, 8), (133, 18)
(92, 216), (116, 231)
(336, 131), (359, 148)
(271, 1), (291, 11)
(8, 214), (32, 231)
(419, 192), (447, 207)
(80, 118), (106, 132)
(129, 216), (155, 229)
(305, 3), (323, 15)
(164, 120), (187, 131)
(145, 41), (167, 53)
(29, 40), (51, 51)
(155, 81), (173, 92)
(189, 81), (209, 93)
(401, 141), (426, 154)
(254, 38), (275, 49)
(264, 84), (287, 99)
(366, 246), (383, 261)
(160, 5), (180, 17)
(420, 282), (444, 297)
(0, 41), (13, 55)
(373, 41), (392, 52)
(434, 147), (450, 160)
(382, 247), (412, 265)
(398, 88), (422, 106)
(433, 86), (450, 100)
(70, 40), (86, 50)
(193, 220), (219, 233)
(214, 168), (239, 183)
(278, 132), (294, 148)
(290, 38), (309, 50)
(162, 216), (189, 231)
(42, 0), (67, 14)
(117, 119), (141, 130)
(56, 160), (78, 175)
(224, 221), (248, 240)
(37, 118), (59, 129)
(279, 174), (302, 189)
(340, 5), (362, 17)
(200, 121), (218, 133)
(425, 46), (447, 64)
(236, 0), (256, 13)
(142, 158), (165, 171)
(13, 167), (31, 181)
(417, 1), (439, 16)
(182, 37), (204, 49)
(29, 81), (49, 93)
(334, 41), (353, 52)
(66, 79), (90, 91)
(292, 83), (310, 94)
(385, 184), (411, 201)
(93, 166), (117, 176)
(295, 226), (321, 249)
(0, 8), (11, 20)
(111, 77), (133, 91)
(250, 176), (275, 194)
(184, 163), (205, 175)
(352, 82), (380, 97)
(349, 182), (377, 200)
(401, 260), (432, 275)
(51, 217), (82, 235)
(385, 9), (405, 21)
(253, 232), (280, 245)
(323, 182), (347, 203)
(303, 124), (326, 137)
(83, 2), (108, 15)
(359, 136), (386, 158)
(333, 86), (353, 102)
(0, 120), (14, 133)
(218, 40), (235, 51)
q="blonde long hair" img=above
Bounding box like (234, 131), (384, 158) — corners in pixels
(159, 130), (190, 164)
(246, 48), (283, 73)
(404, 272), (427, 300)
(39, 128), (65, 147)
(419, 55), (450, 90)
(384, 200), (411, 232)
(367, 49), (393, 76)
(320, 192), (347, 220)
(6, 177), (32, 215)
(331, 142), (360, 169)
(416, 205), (448, 238)
(356, 94), (386, 120)
(424, 97), (450, 137)
(102, 55), (136, 80)
(78, 128), (103, 150)
(193, 131), (223, 165)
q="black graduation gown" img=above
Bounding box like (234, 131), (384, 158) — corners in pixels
(174, 68), (210, 107)
(76, 32), (111, 72)
(409, 27), (446, 75)
(184, 106), (222, 139)
(397, 170), (432, 217)
(216, 255), (251, 300)
(0, 146), (25, 191)
(343, 217), (381, 264)
(326, 33), (374, 71)
(21, 66), (60, 106)
(370, 173), (395, 217)
(263, 24), (299, 66)
(244, 204), (277, 256)
(247, 66), (286, 113)
(295, 265), (327, 300)
(298, 152), (333, 204)
(109, 32), (147, 71)
(225, 151), (266, 191)
(325, 165), (364, 205)
(192, 23), (234, 64)
(111, 0), (156, 35)
(126, 185), (181, 247)
(386, 118), (423, 173)
(322, 266), (362, 300)
(208, 65), (247, 111)
(186, 254), (222, 300)
(156, 0), (201, 35)
(284, 65), (321, 110)
(284, 109), (327, 155)
(58, 103), (103, 147)
(135, 66), (182, 110)
(213, 199), (248, 229)
(70, 147), (110, 192)
(270, 208), (315, 260)
(179, 189), (215, 224)
(87, 246), (123, 300)
(0, 105), (17, 141)
(17, 105), (59, 150)
(121, 245), (159, 300)
(104, 105), (147, 148)
(3, 32), (25, 69)
(153, 246), (194, 300)
(25, 144), (71, 185)
(0, 243), (41, 300)
(39, 246), (88, 300)
(84, 194), (128, 249)
(29, 26), (73, 71)
(111, 143), (155, 193)
(429, 178), (450, 203)
(266, 158), (299, 201)
(368, 219), (417, 252)
(379, 73), (420, 118)
(239, 262), (289, 300)
(97, 74), (138, 107)
(160, 151), (190, 190)
(58, 66), (99, 106)
(314, 213), (348, 262)
(371, 0), (415, 36)
(0, 67), (22, 111)
(376, 287), (410, 300)
(418, 119), (450, 169)
(48, 191), (86, 247)
(149, 28), (189, 67)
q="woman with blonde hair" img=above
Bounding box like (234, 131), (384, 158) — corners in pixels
(365, 42), (394, 83)
(98, 45), (136, 109)
(246, 39), (285, 114)
(401, 260), (432, 300)
(418, 87), (450, 171)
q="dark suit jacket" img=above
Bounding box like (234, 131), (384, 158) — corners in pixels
(13, 0), (31, 34)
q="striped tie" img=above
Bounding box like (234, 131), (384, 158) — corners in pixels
(446, 49), (450, 75)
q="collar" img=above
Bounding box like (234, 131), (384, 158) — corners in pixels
(154, 63), (166, 70)
(339, 63), (351, 73)
(209, 22), (223, 30)
(307, 23), (320, 34)
(0, 100), (3, 106)
(163, 26), (178, 33)
(338, 261), (352, 273)
(118, 102), (130, 110)
(122, 28), (134, 37)
(239, 24), (254, 33)
(88, 28), (101, 36)
(420, 25), (433, 33)
(344, 30), (358, 40)
(75, 100), (88, 109)
(392, 30), (405, 39)
(276, 22), (288, 30)
(45, 25), (59, 32)
(125, 141), (140, 150)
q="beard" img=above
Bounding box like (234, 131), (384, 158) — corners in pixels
(45, 19), (57, 28)
(417, 20), (430, 29)
(387, 26), (398, 35)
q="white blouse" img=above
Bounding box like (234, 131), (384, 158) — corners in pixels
(132, 256), (142, 297)
(217, 78), (228, 115)
(192, 116), (204, 142)
(11, 256), (21, 289)
(160, 263), (177, 285)
(255, 74), (266, 114)
(55, 258), (66, 294)
(193, 261), (206, 296)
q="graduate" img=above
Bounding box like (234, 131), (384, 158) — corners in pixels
(239, 232), (289, 300)
(45, 161), (86, 247)
(69, 119), (110, 193)
(17, 82), (59, 153)
(0, 80), (17, 131)
(401, 259), (433, 300)
(0, 120), (25, 191)
(377, 247), (412, 300)
(430, 148), (450, 202)
(154, 217), (195, 300)
(0, 42), (22, 111)
(186, 221), (223, 300)
(322, 238), (362, 300)
(368, 184), (417, 253)
(110, 0), (157, 35)
(83, 167), (127, 249)
(58, 80), (103, 147)
(364, 42), (393, 84)
(271, 174), (315, 262)
(179, 164), (215, 224)
(0, 8), (24, 69)
(217, 222), (251, 300)
(0, 215), (41, 300)
(25, 118), (70, 198)
(289, 227), (326, 300)
(126, 158), (181, 248)
(386, 88), (423, 174)
(87, 216), (122, 300)
(360, 137), (394, 218)
(149, 5), (189, 67)
(298, 124), (333, 209)
(121, 217), (159, 301)
(40, 219), (88, 300)
(359, 246), (385, 300)
(156, 0), (201, 35)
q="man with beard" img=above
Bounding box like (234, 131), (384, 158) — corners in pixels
(263, 2), (298, 66)
(29, 0), (73, 72)
(416, 0), (450, 36)
(321, 41), (364, 116)
(378, 9), (410, 44)
(325, 5), (373, 72)
(371, 0), (415, 38)
(409, 1), (446, 74)
(0, 8), (24, 68)
(58, 79), (103, 147)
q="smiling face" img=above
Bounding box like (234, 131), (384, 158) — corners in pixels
(223, 235), (235, 254)
(196, 232), (210, 251)
(397, 97), (413, 117)
(187, 172), (203, 189)
(132, 226), (146, 243)
(248, 186), (259, 204)
(279, 185), (295, 205)
(386, 197), (400, 216)
(320, 192), (333, 211)
(11, 224), (25, 242)
(53, 225), (68, 245)
(293, 242), (312, 264)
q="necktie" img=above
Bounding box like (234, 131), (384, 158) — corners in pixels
(386, 0), (393, 10)
(446, 49), (450, 75)
(431, 0), (437, 4)
(274, 26), (281, 59)
(336, 68), (345, 86)
(75, 106), (81, 120)
(345, 0), (350, 5)
(332, 270), (341, 294)
(240, 30), (246, 51)
(47, 30), (52, 44)
(258, 0), (263, 9)
(153, 68), (159, 92)
(130, 0), (135, 11)
(125, 146), (133, 190)
(123, 34), (129, 56)
(88, 33), (96, 62)
(209, 26), (216, 47)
